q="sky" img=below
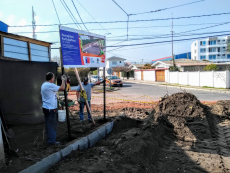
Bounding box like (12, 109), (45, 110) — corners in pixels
(0, 0), (230, 63)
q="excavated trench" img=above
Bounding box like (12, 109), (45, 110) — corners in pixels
(47, 93), (230, 173)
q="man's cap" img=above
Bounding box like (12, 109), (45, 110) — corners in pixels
(83, 77), (88, 82)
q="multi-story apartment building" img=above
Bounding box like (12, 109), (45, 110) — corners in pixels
(191, 36), (230, 63)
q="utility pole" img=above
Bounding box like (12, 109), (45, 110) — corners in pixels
(32, 6), (36, 39)
(172, 13), (176, 71)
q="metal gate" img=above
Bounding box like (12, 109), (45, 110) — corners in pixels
(156, 70), (165, 82)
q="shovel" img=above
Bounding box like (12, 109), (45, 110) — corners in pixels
(0, 117), (19, 157)
(0, 102), (15, 138)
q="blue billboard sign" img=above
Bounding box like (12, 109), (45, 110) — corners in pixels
(59, 26), (106, 68)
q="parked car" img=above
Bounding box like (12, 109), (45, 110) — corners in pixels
(90, 75), (103, 83)
(106, 76), (123, 87)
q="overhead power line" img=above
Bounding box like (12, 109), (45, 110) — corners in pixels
(52, 0), (61, 24)
(112, 0), (129, 40)
(59, 0), (80, 29)
(106, 33), (230, 48)
(75, 0), (115, 36)
(129, 0), (205, 16)
(71, 0), (88, 32)
(90, 22), (230, 31)
(51, 33), (230, 50)
(9, 12), (230, 27)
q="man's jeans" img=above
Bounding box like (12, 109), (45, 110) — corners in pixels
(79, 101), (91, 121)
(43, 108), (57, 144)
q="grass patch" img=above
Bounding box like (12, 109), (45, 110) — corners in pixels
(202, 86), (225, 89)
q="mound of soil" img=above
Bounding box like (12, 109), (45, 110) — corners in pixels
(210, 100), (230, 118)
(155, 93), (206, 118)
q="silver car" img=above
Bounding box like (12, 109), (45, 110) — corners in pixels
(90, 75), (103, 82)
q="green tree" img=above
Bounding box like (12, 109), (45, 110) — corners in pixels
(169, 66), (179, 71)
(142, 63), (154, 69)
(93, 70), (98, 75)
(203, 64), (218, 71)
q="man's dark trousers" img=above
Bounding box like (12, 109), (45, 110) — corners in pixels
(43, 108), (57, 145)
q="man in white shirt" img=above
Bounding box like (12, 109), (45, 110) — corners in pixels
(41, 72), (65, 145)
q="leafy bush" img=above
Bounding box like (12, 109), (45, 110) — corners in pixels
(169, 66), (180, 71)
(203, 64), (218, 71)
(142, 63), (154, 69)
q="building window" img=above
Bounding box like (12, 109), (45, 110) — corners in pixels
(195, 49), (196, 53)
(200, 56), (206, 60)
(200, 41), (206, 45)
(227, 54), (230, 59)
(112, 61), (117, 65)
(209, 48), (216, 52)
(209, 55), (216, 60)
(195, 43), (196, 46)
(194, 56), (196, 60)
(200, 48), (206, 53)
(209, 40), (216, 45)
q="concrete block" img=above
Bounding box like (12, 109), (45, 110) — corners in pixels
(20, 152), (61, 173)
(87, 131), (100, 148)
(60, 146), (72, 157)
(78, 137), (89, 151)
(105, 121), (114, 134)
(96, 126), (106, 139)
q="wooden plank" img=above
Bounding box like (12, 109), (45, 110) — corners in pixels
(48, 46), (51, 62)
(27, 42), (31, 61)
(0, 36), (3, 57)
(0, 31), (51, 47)
(74, 68), (95, 124)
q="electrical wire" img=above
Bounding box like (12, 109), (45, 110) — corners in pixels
(59, 0), (80, 29)
(9, 12), (230, 27)
(74, 0), (115, 36)
(71, 0), (88, 32)
(52, 0), (61, 24)
(51, 33), (230, 50)
(129, 0), (205, 16)
(112, 0), (129, 40)
(90, 22), (230, 31)
(62, 0), (82, 29)
(106, 33), (230, 48)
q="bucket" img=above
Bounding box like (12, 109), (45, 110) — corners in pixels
(58, 110), (66, 122)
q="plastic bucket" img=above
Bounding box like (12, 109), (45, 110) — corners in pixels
(58, 110), (66, 122)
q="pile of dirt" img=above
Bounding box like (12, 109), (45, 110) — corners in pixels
(210, 100), (230, 118)
(155, 92), (207, 118)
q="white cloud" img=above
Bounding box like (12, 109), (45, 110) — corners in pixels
(18, 19), (27, 26)
(7, 15), (15, 26)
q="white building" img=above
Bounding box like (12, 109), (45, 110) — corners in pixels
(99, 56), (126, 76)
(191, 36), (230, 63)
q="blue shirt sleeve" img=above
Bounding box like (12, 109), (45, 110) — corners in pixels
(49, 83), (60, 92)
(90, 83), (95, 88)
(76, 85), (81, 91)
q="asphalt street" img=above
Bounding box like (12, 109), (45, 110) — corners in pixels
(114, 82), (230, 101)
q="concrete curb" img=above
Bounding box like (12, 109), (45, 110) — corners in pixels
(19, 121), (114, 173)
(125, 80), (230, 94)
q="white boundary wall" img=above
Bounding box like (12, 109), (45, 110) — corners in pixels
(165, 70), (230, 89)
(134, 71), (141, 80)
(143, 71), (156, 81)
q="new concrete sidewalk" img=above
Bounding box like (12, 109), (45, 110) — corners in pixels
(123, 79), (230, 94)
